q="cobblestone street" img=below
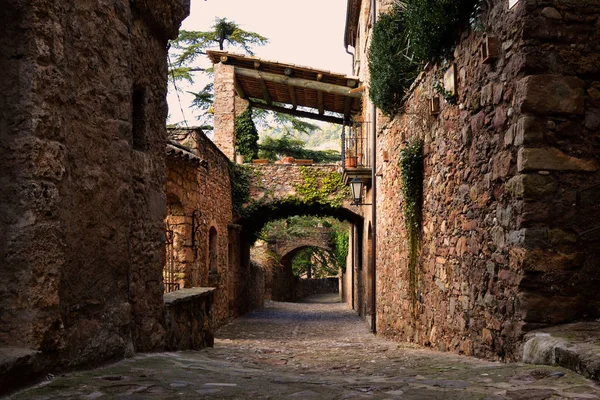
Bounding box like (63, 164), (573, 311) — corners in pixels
(10, 294), (600, 399)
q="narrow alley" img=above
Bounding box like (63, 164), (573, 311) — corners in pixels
(10, 294), (600, 399)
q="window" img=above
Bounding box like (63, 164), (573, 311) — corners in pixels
(132, 86), (147, 151)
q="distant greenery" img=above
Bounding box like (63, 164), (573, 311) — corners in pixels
(169, 17), (268, 128)
(258, 136), (340, 163)
(260, 216), (350, 278)
(235, 108), (259, 161)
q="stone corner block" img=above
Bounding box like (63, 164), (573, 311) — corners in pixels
(517, 75), (585, 115)
(517, 147), (599, 172)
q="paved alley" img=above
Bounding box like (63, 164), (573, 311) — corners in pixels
(9, 294), (600, 399)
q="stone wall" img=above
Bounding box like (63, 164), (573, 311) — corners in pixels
(164, 288), (215, 351)
(0, 0), (188, 390)
(166, 128), (238, 327)
(296, 278), (340, 300)
(347, 0), (600, 360)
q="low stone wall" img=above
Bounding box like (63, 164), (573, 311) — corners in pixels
(164, 288), (215, 351)
(296, 278), (339, 300)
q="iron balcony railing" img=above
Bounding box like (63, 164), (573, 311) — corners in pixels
(341, 121), (371, 169)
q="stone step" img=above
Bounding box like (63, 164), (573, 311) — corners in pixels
(523, 322), (600, 381)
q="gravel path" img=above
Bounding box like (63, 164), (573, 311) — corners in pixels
(10, 294), (600, 399)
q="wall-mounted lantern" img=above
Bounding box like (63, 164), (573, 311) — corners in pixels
(350, 177), (371, 205)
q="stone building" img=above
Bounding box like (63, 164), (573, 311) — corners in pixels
(343, 0), (600, 360)
(0, 0), (190, 389)
(165, 127), (265, 326)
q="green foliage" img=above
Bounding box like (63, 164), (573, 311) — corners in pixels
(258, 136), (340, 163)
(259, 216), (350, 278)
(228, 162), (252, 217)
(432, 78), (457, 105)
(399, 139), (424, 314)
(405, 0), (479, 62)
(235, 108), (260, 161)
(291, 167), (350, 208)
(368, 1), (480, 116)
(253, 107), (320, 135)
(170, 19), (268, 72)
(168, 18), (267, 126)
(368, 5), (420, 116)
(330, 227), (349, 274)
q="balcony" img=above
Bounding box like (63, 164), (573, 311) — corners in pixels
(341, 120), (372, 187)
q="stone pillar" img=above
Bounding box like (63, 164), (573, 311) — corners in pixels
(213, 62), (248, 160)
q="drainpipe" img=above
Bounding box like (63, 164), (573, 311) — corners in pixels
(370, 0), (377, 334)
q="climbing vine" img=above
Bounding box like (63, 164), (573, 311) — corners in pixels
(290, 167), (350, 208)
(330, 227), (349, 274)
(399, 139), (424, 315)
(228, 162), (252, 218)
(234, 108), (259, 161)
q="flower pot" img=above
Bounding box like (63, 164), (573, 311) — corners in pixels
(345, 156), (358, 168)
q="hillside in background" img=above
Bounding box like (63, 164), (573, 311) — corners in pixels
(258, 122), (341, 151)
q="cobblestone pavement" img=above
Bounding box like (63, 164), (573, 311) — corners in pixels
(9, 294), (600, 399)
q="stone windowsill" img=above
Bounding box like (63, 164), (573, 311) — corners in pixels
(163, 287), (215, 305)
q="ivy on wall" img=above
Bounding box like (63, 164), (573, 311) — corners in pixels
(368, 5), (419, 116)
(228, 162), (252, 218)
(234, 108), (259, 161)
(405, 0), (479, 62)
(399, 139), (424, 315)
(290, 167), (350, 208)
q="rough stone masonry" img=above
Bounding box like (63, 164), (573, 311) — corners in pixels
(0, 0), (189, 390)
(361, 0), (600, 360)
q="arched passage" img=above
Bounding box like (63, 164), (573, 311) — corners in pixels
(239, 200), (362, 306)
(271, 244), (336, 302)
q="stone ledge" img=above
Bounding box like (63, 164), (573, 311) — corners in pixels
(523, 322), (600, 381)
(163, 287), (215, 305)
(0, 347), (45, 395)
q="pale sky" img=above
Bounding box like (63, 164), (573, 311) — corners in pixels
(167, 0), (352, 125)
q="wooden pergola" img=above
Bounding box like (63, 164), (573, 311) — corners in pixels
(207, 50), (363, 125)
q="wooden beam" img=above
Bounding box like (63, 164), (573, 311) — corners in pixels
(233, 76), (246, 99)
(316, 74), (324, 115)
(344, 97), (353, 121)
(288, 86), (297, 110)
(249, 100), (345, 125)
(234, 67), (362, 98)
(258, 79), (272, 105)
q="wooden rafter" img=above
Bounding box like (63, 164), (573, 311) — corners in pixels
(233, 76), (246, 99)
(249, 101), (345, 125)
(288, 86), (297, 110)
(316, 73), (324, 115)
(258, 79), (272, 105)
(234, 67), (362, 98)
(344, 97), (353, 121)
